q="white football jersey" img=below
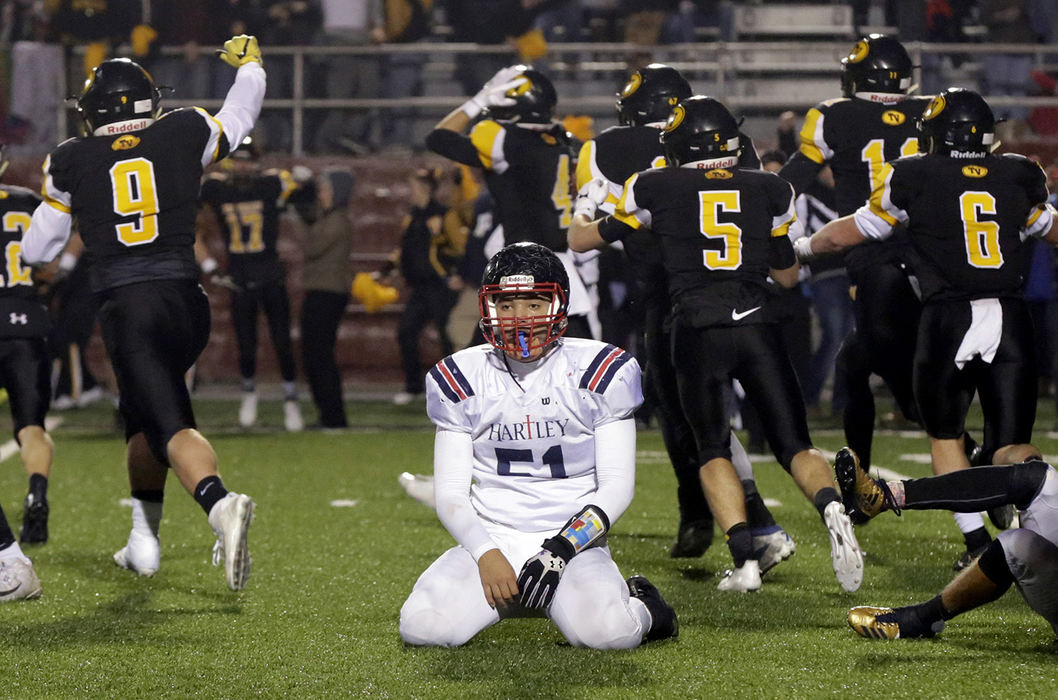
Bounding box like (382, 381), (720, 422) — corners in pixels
(426, 338), (643, 532)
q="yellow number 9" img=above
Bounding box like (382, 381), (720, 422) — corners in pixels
(110, 158), (160, 246)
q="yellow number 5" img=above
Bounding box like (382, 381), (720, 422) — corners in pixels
(110, 158), (160, 246)
(699, 191), (742, 269)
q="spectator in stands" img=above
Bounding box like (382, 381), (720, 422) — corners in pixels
(311, 0), (382, 153)
(371, 0), (435, 149)
(297, 166), (355, 428)
(48, 0), (142, 82)
(390, 167), (466, 405)
(980, 0), (1050, 123)
(148, 2), (231, 103)
(256, 1), (323, 151)
(446, 0), (567, 97)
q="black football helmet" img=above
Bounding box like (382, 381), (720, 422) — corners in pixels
(840, 34), (912, 98)
(917, 87), (995, 156)
(479, 242), (569, 359)
(76, 58), (161, 136)
(487, 66), (557, 125)
(659, 96), (741, 167)
(616, 64), (692, 126)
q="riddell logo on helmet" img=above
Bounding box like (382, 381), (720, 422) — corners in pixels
(99, 119), (152, 135)
(500, 274), (534, 289)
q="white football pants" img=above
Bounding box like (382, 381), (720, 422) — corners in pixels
(400, 525), (651, 649)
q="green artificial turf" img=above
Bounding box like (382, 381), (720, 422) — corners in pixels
(1, 397), (1055, 697)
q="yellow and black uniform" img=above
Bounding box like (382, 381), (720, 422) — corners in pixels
(426, 119), (572, 252)
(854, 152), (1052, 446)
(36, 107), (233, 460)
(780, 93), (932, 468)
(199, 169), (300, 386)
(0, 184), (51, 435)
(577, 124), (763, 538)
(199, 170), (298, 286)
(596, 165), (814, 470)
(396, 199), (464, 395)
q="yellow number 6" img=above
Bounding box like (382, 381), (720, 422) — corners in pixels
(110, 158), (160, 246)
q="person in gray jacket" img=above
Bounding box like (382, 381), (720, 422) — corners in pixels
(298, 167), (355, 428)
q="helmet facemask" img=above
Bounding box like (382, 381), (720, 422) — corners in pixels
(479, 276), (568, 361)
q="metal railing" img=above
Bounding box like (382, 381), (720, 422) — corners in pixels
(52, 40), (1058, 155)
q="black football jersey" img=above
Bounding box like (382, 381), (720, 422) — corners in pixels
(577, 126), (766, 320)
(855, 153), (1051, 302)
(599, 166), (797, 327)
(42, 108), (225, 292)
(469, 120), (572, 251)
(781, 95), (931, 274)
(0, 185), (49, 336)
(199, 170), (297, 284)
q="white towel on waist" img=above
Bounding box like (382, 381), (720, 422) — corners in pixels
(953, 298), (1003, 370)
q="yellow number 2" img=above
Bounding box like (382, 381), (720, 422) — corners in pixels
(1, 213), (33, 288)
(110, 158), (160, 246)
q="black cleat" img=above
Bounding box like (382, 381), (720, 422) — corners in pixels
(627, 575), (678, 642)
(669, 518), (714, 558)
(20, 493), (49, 545)
(834, 447), (900, 524)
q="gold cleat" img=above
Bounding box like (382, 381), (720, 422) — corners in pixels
(834, 447), (900, 523)
(848, 606), (901, 639)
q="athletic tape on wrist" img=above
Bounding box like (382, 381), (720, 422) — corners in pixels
(556, 504), (609, 555)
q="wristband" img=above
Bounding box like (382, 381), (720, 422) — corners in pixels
(461, 99), (484, 119)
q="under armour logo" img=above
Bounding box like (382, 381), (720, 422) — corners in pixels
(9, 313), (27, 325)
(541, 397), (550, 405)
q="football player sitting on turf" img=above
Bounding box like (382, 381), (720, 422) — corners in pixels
(399, 242), (678, 648)
(836, 447), (1058, 639)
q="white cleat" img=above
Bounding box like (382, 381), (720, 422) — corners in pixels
(398, 472), (435, 508)
(717, 559), (762, 592)
(752, 526), (796, 575)
(0, 558), (42, 602)
(284, 400), (304, 432)
(238, 391), (258, 428)
(208, 492), (256, 591)
(113, 529), (161, 577)
(824, 501), (864, 592)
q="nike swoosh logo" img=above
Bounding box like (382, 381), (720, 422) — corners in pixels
(0, 582), (20, 596)
(731, 306), (762, 321)
(198, 483), (214, 497)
